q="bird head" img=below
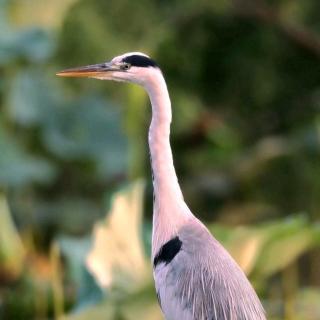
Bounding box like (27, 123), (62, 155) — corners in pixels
(56, 52), (160, 87)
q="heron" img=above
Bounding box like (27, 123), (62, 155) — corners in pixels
(57, 52), (266, 320)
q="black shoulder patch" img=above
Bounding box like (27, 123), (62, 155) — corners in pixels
(153, 236), (182, 268)
(122, 55), (158, 68)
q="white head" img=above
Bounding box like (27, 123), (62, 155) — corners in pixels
(56, 52), (161, 88)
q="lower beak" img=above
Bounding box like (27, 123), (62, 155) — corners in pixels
(56, 62), (115, 78)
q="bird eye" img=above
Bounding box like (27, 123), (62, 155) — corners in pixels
(121, 63), (131, 70)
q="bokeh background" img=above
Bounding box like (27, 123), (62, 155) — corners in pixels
(1, 0), (320, 319)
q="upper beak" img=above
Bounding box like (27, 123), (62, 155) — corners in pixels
(56, 62), (118, 78)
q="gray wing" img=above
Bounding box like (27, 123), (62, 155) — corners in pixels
(154, 220), (266, 320)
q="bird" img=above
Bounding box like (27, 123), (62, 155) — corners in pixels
(57, 52), (266, 320)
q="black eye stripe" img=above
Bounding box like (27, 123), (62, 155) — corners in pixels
(122, 55), (158, 68)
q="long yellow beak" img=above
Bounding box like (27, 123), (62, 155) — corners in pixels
(56, 62), (116, 78)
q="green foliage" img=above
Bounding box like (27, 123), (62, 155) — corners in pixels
(1, 0), (320, 319)
(0, 127), (56, 186)
(0, 4), (53, 65)
(0, 193), (25, 277)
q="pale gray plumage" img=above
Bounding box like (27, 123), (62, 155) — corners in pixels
(154, 220), (265, 320)
(57, 52), (266, 320)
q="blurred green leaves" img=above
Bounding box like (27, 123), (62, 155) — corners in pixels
(210, 214), (320, 279)
(7, 70), (58, 126)
(0, 0), (129, 187)
(1, 0), (320, 319)
(0, 21), (53, 64)
(43, 96), (128, 177)
(0, 128), (56, 186)
(0, 193), (25, 278)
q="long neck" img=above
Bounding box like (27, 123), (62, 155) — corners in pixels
(145, 70), (192, 256)
(146, 71), (183, 205)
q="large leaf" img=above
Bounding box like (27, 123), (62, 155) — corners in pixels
(7, 70), (59, 126)
(210, 215), (320, 279)
(0, 127), (56, 186)
(252, 216), (319, 278)
(86, 180), (148, 292)
(0, 26), (53, 64)
(0, 193), (25, 279)
(42, 96), (128, 177)
(58, 235), (103, 311)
